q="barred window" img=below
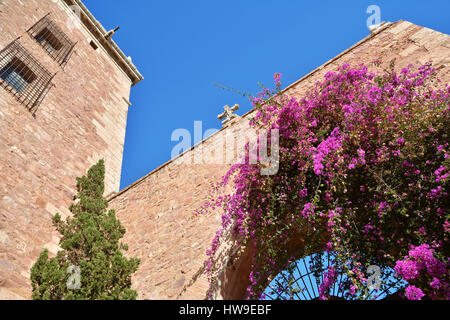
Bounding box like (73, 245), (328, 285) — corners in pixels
(0, 58), (36, 94)
(27, 14), (76, 67)
(0, 39), (55, 115)
(35, 28), (63, 54)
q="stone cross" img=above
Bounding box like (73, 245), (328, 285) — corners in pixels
(217, 104), (239, 126)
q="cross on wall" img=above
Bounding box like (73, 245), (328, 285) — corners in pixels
(217, 104), (240, 126)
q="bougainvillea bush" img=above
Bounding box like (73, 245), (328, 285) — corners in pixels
(199, 61), (449, 300)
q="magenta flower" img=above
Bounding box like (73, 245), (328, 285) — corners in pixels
(405, 285), (425, 300)
(201, 62), (449, 300)
(298, 187), (308, 198)
(301, 203), (316, 218)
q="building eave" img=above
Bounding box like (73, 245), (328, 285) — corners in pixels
(62, 0), (144, 86)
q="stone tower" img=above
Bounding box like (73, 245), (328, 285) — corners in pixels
(0, 0), (142, 299)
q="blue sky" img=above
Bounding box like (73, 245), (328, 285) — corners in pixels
(83, 0), (450, 190)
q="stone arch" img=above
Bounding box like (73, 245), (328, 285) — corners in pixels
(213, 229), (406, 300)
(214, 229), (320, 300)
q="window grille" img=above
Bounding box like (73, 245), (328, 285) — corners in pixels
(27, 13), (76, 67)
(0, 39), (55, 115)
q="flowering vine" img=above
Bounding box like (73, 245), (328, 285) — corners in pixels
(198, 61), (449, 300)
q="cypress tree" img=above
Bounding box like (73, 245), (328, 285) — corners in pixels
(30, 159), (140, 300)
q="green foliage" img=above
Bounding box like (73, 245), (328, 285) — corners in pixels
(202, 63), (449, 300)
(30, 160), (140, 300)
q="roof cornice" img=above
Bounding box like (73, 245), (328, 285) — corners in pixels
(62, 0), (143, 86)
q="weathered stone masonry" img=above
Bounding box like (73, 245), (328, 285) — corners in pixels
(108, 20), (449, 300)
(0, 0), (142, 299)
(0, 0), (449, 301)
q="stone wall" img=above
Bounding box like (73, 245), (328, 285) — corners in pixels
(108, 20), (450, 300)
(0, 0), (135, 299)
